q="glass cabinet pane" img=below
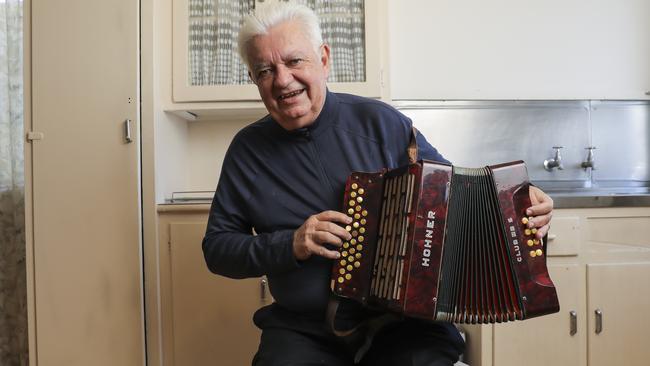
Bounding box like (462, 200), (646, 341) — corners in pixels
(187, 0), (366, 86)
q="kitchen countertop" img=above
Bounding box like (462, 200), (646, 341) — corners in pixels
(160, 193), (650, 210)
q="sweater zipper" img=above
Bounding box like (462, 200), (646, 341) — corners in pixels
(304, 130), (335, 195)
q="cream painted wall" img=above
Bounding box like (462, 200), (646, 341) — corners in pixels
(388, 0), (650, 100)
(186, 119), (252, 193)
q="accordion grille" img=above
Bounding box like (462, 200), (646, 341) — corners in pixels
(371, 172), (416, 301)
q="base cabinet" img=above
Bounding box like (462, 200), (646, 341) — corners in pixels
(490, 207), (650, 366)
(493, 264), (585, 366)
(587, 263), (650, 366)
(158, 205), (271, 366)
(155, 206), (650, 365)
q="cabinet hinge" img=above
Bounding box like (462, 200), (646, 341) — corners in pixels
(26, 131), (45, 142)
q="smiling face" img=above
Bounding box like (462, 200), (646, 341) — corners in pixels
(246, 20), (330, 131)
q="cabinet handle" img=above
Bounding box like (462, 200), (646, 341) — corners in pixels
(124, 119), (133, 143)
(570, 310), (577, 336)
(595, 309), (603, 334)
(260, 278), (268, 302)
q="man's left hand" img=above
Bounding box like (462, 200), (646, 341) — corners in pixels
(526, 186), (554, 238)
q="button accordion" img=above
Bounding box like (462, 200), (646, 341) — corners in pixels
(330, 160), (559, 323)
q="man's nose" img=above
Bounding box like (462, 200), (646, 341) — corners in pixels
(273, 65), (293, 88)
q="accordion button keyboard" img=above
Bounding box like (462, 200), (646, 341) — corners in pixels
(524, 228), (532, 236)
(527, 239), (534, 246)
(352, 183), (358, 189)
(530, 250), (537, 258)
(358, 188), (365, 195)
(360, 218), (367, 225)
(354, 261), (361, 268)
(521, 217), (529, 225)
(536, 249), (543, 257)
(348, 208), (354, 215)
(359, 228), (366, 234)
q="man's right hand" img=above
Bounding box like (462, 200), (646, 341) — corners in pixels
(293, 210), (353, 261)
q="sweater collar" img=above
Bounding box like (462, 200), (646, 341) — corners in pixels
(271, 90), (338, 139)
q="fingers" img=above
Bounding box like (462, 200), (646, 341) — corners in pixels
(535, 223), (551, 239)
(293, 211), (353, 261)
(526, 186), (554, 216)
(314, 210), (353, 225)
(526, 186), (554, 239)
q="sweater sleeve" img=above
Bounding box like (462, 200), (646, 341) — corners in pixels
(415, 127), (451, 164)
(201, 136), (300, 279)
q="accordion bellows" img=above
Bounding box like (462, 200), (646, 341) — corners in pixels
(330, 160), (560, 323)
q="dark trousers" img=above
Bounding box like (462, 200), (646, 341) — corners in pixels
(252, 304), (465, 366)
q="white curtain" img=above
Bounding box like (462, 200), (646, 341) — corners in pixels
(188, 0), (366, 85)
(0, 0), (28, 365)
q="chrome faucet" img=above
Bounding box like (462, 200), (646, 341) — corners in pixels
(544, 146), (564, 171)
(581, 146), (597, 170)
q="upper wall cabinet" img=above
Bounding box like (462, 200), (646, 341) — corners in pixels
(389, 0), (650, 100)
(172, 0), (386, 103)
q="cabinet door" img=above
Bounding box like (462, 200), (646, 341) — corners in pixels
(587, 263), (650, 366)
(29, 0), (143, 364)
(168, 222), (268, 366)
(172, 0), (383, 102)
(493, 264), (585, 366)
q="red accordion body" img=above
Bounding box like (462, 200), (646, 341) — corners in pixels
(330, 160), (560, 323)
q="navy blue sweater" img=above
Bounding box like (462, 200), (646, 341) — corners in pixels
(203, 91), (448, 316)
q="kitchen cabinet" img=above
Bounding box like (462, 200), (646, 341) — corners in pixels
(586, 263), (650, 366)
(389, 0), (650, 100)
(154, 205), (650, 366)
(487, 207), (650, 366)
(24, 0), (144, 364)
(170, 0), (387, 108)
(157, 205), (272, 366)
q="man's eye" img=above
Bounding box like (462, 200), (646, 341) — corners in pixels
(288, 58), (303, 67)
(257, 69), (272, 79)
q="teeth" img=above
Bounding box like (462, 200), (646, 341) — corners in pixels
(279, 89), (302, 100)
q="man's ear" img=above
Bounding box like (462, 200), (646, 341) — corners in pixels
(320, 43), (331, 76)
(248, 71), (257, 85)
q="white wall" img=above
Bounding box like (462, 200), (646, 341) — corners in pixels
(388, 0), (650, 100)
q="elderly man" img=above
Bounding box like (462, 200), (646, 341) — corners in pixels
(203, 3), (553, 365)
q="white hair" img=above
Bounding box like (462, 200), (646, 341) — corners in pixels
(237, 2), (323, 69)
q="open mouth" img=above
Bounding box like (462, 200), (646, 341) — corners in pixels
(277, 89), (305, 101)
